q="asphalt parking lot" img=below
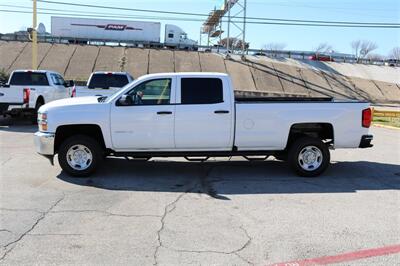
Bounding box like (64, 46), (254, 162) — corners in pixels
(0, 118), (399, 265)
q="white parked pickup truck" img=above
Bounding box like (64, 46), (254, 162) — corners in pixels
(34, 72), (373, 177)
(73, 71), (134, 97)
(0, 70), (73, 117)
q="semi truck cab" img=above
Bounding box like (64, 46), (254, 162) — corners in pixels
(164, 24), (198, 50)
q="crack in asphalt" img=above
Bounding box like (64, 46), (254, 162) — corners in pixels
(0, 208), (44, 214)
(234, 226), (254, 265)
(153, 185), (196, 266)
(27, 233), (83, 236)
(161, 225), (254, 265)
(1, 157), (12, 166)
(152, 166), (254, 265)
(0, 229), (12, 233)
(0, 194), (65, 261)
(50, 209), (161, 218)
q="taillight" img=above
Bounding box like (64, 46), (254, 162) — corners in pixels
(362, 108), (372, 128)
(71, 86), (76, 97)
(23, 88), (30, 104)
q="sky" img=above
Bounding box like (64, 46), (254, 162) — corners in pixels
(0, 0), (399, 56)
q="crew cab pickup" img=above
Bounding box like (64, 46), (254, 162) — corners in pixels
(73, 71), (134, 97)
(34, 72), (373, 177)
(0, 70), (73, 116)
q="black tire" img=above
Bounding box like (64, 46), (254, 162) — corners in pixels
(58, 135), (103, 177)
(31, 98), (44, 124)
(288, 137), (330, 177)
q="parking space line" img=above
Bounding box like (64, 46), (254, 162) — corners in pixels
(270, 244), (400, 266)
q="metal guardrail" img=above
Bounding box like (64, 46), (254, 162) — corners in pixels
(372, 108), (400, 118)
(0, 34), (397, 66)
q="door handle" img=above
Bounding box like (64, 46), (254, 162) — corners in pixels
(157, 111), (173, 115)
(214, 110), (229, 114)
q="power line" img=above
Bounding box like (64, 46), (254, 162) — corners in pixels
(0, 9), (206, 22)
(7, 4), (396, 27)
(248, 1), (394, 12)
(37, 0), (208, 18)
(1, 8), (400, 29)
(0, 4), (202, 21)
(247, 1), (395, 20)
(35, 0), (400, 26)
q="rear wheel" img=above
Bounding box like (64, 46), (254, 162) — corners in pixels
(288, 137), (330, 177)
(31, 98), (44, 124)
(58, 135), (103, 177)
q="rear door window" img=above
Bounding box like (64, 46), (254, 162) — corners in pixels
(9, 72), (49, 86)
(88, 74), (129, 89)
(180, 78), (223, 104)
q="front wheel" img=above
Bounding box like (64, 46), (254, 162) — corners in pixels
(288, 137), (330, 177)
(58, 135), (103, 177)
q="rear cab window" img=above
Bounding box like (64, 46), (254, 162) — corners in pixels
(88, 74), (129, 89)
(180, 78), (223, 104)
(9, 72), (49, 86)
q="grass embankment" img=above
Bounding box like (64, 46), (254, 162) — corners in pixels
(373, 117), (400, 128)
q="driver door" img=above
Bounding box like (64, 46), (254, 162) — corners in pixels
(110, 77), (176, 150)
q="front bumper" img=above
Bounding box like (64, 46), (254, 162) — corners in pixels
(359, 134), (373, 148)
(34, 131), (55, 155)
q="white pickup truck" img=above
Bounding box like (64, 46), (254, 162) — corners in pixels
(73, 71), (134, 97)
(0, 70), (73, 117)
(34, 72), (373, 177)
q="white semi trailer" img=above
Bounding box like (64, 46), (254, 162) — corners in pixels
(51, 16), (198, 50)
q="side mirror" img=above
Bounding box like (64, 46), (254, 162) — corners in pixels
(65, 80), (74, 87)
(117, 95), (133, 106)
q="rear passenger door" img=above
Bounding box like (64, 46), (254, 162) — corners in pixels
(174, 77), (233, 150)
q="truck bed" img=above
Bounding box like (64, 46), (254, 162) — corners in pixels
(235, 96), (334, 103)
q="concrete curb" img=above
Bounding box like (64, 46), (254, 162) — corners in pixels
(372, 124), (400, 130)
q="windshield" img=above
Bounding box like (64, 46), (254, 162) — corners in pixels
(88, 74), (129, 89)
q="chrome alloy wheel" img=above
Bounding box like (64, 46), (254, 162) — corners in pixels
(66, 144), (93, 171)
(297, 145), (323, 171)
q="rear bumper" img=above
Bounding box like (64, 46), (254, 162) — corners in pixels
(359, 135), (373, 148)
(0, 103), (8, 113)
(0, 103), (30, 114)
(34, 131), (55, 155)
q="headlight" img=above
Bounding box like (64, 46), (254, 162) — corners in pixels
(37, 112), (48, 131)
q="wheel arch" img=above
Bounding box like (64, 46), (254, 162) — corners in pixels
(285, 123), (334, 150)
(36, 95), (45, 105)
(33, 95), (45, 111)
(54, 124), (106, 153)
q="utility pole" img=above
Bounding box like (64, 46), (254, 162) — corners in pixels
(32, 0), (38, 70)
(226, 0), (231, 53)
(242, 0), (247, 54)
